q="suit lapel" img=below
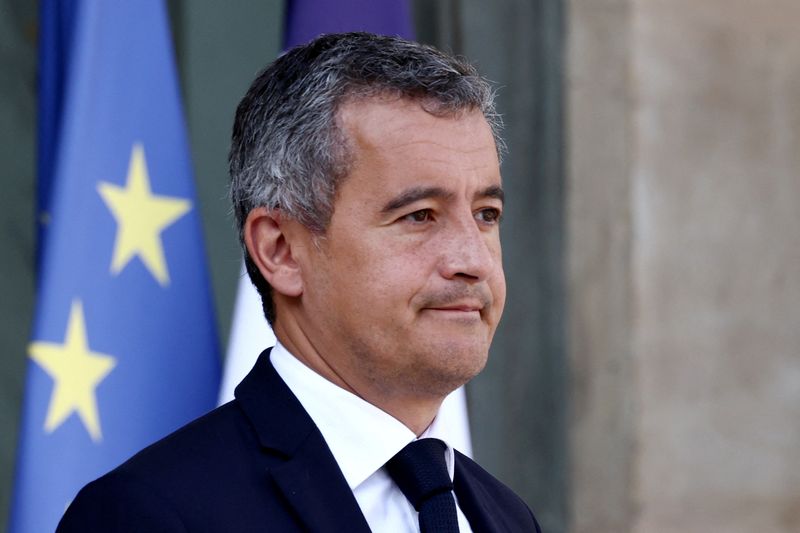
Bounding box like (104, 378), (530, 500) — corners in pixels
(453, 452), (505, 533)
(269, 433), (372, 533)
(235, 349), (371, 533)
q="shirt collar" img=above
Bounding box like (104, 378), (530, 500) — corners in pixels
(419, 406), (457, 479)
(270, 341), (456, 488)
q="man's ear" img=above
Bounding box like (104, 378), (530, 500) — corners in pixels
(243, 208), (304, 297)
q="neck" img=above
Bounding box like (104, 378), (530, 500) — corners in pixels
(273, 317), (445, 436)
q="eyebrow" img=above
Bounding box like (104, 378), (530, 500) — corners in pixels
(481, 185), (505, 204)
(380, 184), (505, 214)
(381, 187), (454, 213)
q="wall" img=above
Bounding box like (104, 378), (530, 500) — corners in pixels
(568, 1), (800, 531)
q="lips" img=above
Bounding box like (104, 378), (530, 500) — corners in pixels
(418, 285), (492, 317)
(427, 303), (483, 312)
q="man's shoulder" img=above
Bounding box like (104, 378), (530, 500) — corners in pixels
(57, 463), (189, 533)
(58, 401), (280, 532)
(454, 450), (542, 533)
(115, 400), (256, 479)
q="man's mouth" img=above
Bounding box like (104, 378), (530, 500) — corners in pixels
(426, 303), (483, 313)
(419, 287), (491, 314)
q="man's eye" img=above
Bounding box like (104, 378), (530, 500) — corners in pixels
(476, 208), (501, 224)
(404, 209), (433, 223)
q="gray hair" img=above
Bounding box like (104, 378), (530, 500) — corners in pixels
(229, 31), (503, 324)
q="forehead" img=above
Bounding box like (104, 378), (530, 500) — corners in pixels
(339, 96), (492, 145)
(337, 97), (499, 182)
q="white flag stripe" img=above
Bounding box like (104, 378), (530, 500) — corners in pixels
(218, 264), (276, 404)
(220, 261), (473, 456)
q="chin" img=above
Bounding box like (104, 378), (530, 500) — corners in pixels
(407, 342), (490, 398)
(351, 330), (492, 400)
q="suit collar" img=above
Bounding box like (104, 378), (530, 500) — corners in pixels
(234, 348), (314, 454)
(234, 349), (372, 533)
(268, 430), (373, 532)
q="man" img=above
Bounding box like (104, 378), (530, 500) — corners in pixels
(58, 32), (540, 532)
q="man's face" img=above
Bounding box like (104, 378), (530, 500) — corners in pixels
(293, 97), (506, 405)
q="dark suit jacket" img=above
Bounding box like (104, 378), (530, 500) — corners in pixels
(58, 350), (541, 532)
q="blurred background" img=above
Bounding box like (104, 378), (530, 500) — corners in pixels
(1, 0), (799, 532)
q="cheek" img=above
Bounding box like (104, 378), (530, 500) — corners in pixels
(358, 231), (433, 270)
(327, 237), (416, 302)
(492, 273), (507, 318)
(489, 242), (506, 316)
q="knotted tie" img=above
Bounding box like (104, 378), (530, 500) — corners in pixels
(386, 438), (460, 533)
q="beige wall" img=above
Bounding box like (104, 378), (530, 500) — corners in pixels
(568, 1), (800, 531)
(568, 0), (636, 531)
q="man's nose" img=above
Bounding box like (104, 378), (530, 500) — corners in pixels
(437, 214), (497, 282)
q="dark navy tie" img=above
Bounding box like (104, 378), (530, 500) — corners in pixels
(386, 438), (460, 533)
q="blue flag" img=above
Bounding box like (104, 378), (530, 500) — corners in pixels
(10, 1), (220, 531)
(36, 0), (79, 269)
(283, 0), (413, 48)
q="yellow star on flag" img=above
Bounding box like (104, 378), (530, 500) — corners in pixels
(97, 143), (191, 286)
(28, 300), (116, 442)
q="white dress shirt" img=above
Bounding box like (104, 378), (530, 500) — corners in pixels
(270, 341), (473, 532)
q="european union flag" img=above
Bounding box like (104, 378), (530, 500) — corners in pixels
(10, 1), (220, 531)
